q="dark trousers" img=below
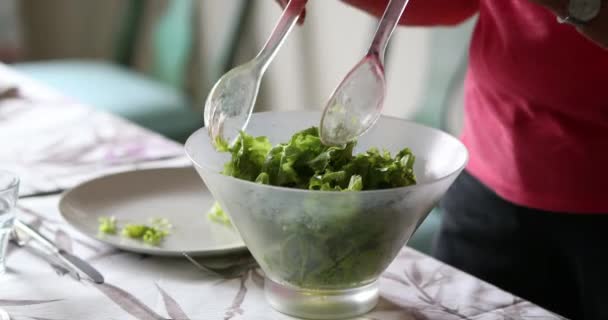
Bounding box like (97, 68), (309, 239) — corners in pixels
(433, 170), (608, 320)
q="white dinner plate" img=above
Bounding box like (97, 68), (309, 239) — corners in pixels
(59, 167), (246, 257)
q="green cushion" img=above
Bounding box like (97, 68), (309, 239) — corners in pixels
(14, 60), (202, 142)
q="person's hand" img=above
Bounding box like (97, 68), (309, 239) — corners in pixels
(274, 0), (307, 25)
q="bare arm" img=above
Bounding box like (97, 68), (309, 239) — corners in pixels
(341, 0), (479, 26)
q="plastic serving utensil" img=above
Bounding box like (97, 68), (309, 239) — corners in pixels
(204, 0), (308, 147)
(320, 0), (409, 146)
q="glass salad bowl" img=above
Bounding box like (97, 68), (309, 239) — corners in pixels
(185, 111), (468, 319)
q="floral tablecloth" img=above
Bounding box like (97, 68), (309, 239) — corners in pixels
(0, 64), (189, 197)
(4, 195), (564, 320)
(0, 63), (564, 319)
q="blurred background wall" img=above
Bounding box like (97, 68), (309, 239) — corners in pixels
(0, 0), (476, 253)
(1, 0), (475, 140)
(0, 0), (21, 62)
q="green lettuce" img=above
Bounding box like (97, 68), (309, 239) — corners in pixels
(98, 216), (117, 235)
(98, 217), (172, 246)
(211, 127), (417, 288)
(207, 202), (232, 226)
(222, 131), (272, 182)
(220, 127), (416, 190)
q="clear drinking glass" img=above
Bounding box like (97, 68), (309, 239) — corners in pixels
(0, 171), (19, 275)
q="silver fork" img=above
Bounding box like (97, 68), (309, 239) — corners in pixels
(10, 230), (80, 281)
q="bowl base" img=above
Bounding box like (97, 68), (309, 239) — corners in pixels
(264, 277), (379, 319)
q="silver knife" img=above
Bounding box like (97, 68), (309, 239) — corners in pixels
(15, 220), (105, 284)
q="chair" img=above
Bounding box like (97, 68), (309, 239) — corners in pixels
(14, 0), (247, 142)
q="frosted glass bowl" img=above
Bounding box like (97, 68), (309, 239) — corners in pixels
(185, 111), (468, 319)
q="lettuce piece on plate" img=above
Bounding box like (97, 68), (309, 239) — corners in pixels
(98, 216), (117, 234)
(207, 202), (232, 226)
(98, 216), (172, 246)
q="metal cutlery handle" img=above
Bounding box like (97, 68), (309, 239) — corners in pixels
(14, 220), (104, 284)
(15, 220), (59, 254)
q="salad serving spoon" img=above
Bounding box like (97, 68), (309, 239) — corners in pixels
(204, 0), (308, 147)
(319, 0), (410, 146)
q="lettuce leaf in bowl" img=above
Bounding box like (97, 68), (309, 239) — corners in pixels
(219, 126), (416, 190)
(207, 127), (418, 288)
